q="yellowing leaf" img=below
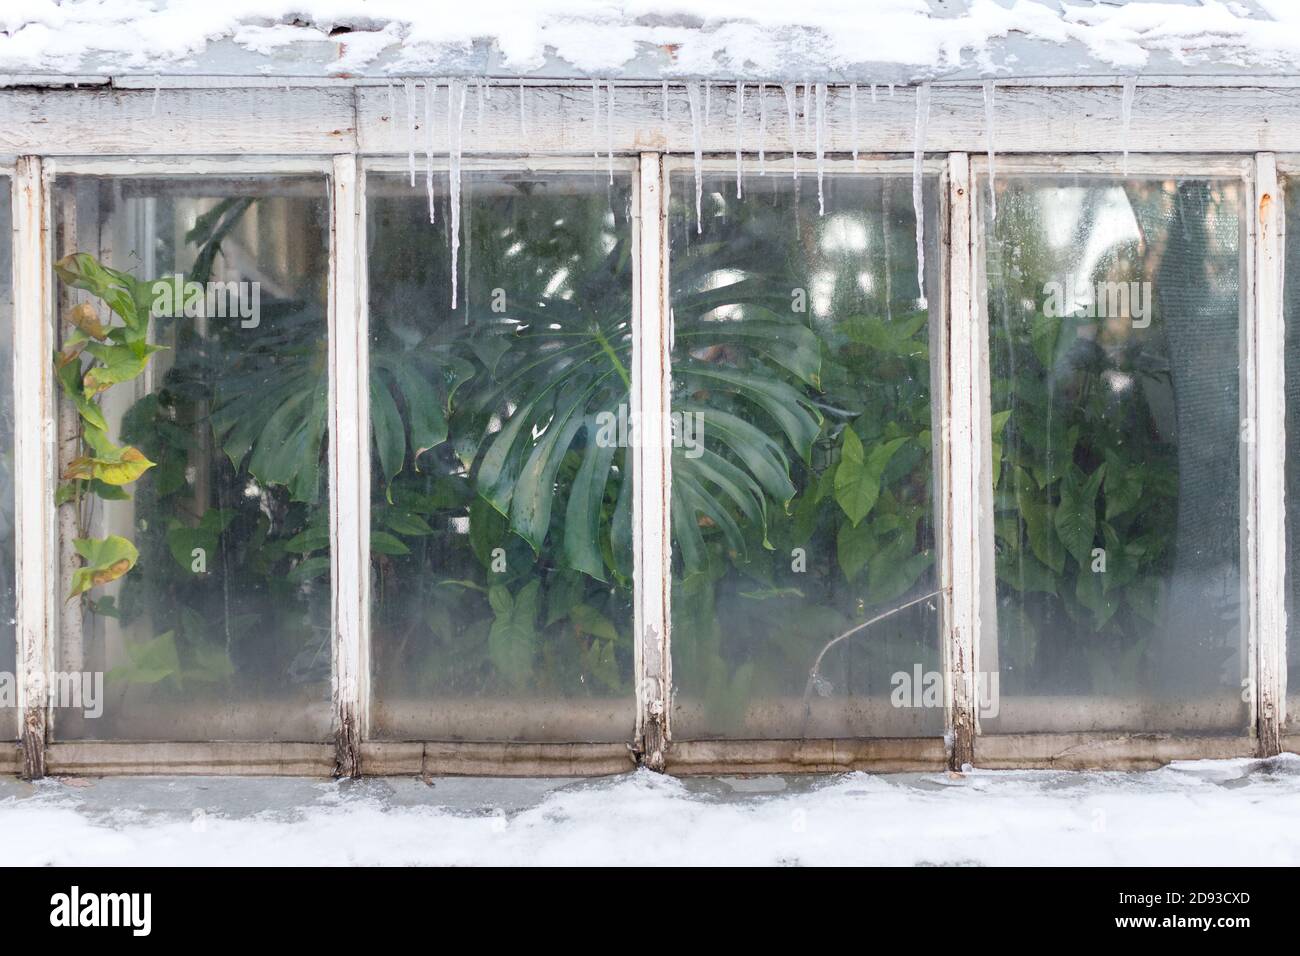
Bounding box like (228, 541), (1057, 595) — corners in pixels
(68, 535), (138, 599)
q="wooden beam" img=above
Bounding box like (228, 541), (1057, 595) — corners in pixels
(1253, 152), (1286, 754)
(633, 152), (672, 769)
(12, 157), (55, 780)
(328, 154), (367, 776)
(945, 153), (978, 769)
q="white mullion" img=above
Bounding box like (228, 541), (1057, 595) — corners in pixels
(329, 153), (367, 775)
(633, 152), (671, 769)
(12, 157), (55, 779)
(1254, 152), (1285, 753)
(945, 152), (979, 768)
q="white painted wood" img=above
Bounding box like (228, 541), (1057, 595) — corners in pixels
(329, 154), (367, 775)
(44, 157), (333, 176)
(1254, 153), (1286, 753)
(0, 88), (356, 155)
(355, 84), (1300, 157)
(4, 85), (1300, 159)
(11, 157), (56, 779)
(633, 152), (671, 769)
(945, 152), (978, 768)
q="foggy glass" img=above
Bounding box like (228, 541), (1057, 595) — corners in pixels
(52, 175), (332, 741)
(366, 170), (636, 742)
(1285, 175), (1300, 733)
(980, 174), (1247, 734)
(668, 170), (943, 740)
(0, 176), (13, 742)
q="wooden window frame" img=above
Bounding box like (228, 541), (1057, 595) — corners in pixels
(0, 82), (1293, 775)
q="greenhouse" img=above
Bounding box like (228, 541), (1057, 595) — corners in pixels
(1, 0), (1299, 791)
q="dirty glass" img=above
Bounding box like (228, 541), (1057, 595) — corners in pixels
(668, 168), (944, 740)
(366, 169), (636, 742)
(1285, 174), (1300, 735)
(0, 175), (13, 742)
(51, 175), (332, 741)
(981, 174), (1247, 734)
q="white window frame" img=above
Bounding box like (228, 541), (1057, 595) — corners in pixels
(0, 81), (1293, 776)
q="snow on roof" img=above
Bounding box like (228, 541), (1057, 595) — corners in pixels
(2, 0), (1300, 84)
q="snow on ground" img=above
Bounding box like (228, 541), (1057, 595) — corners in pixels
(2, 755), (1299, 866)
(4, 1), (1300, 77)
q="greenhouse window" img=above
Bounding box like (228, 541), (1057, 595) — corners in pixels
(0, 81), (1294, 778)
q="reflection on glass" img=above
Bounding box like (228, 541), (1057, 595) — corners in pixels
(366, 170), (635, 742)
(53, 176), (332, 741)
(982, 175), (1246, 733)
(1286, 175), (1300, 734)
(668, 171), (942, 740)
(0, 176), (13, 742)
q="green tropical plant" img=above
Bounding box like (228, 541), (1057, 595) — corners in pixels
(53, 253), (164, 598)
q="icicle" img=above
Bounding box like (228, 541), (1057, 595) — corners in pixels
(425, 80), (437, 225)
(983, 81), (997, 221)
(448, 79), (467, 310)
(704, 80), (711, 126)
(735, 81), (744, 199)
(1120, 76), (1137, 176)
(518, 80), (527, 138)
(782, 83), (798, 179)
(403, 78), (417, 187)
(911, 84), (931, 307)
(662, 80), (669, 121)
(592, 79), (601, 167)
(870, 83), (877, 103)
(815, 82), (827, 216)
(686, 82), (704, 234)
(151, 77), (161, 115)
(795, 81), (806, 147)
(386, 79), (395, 118)
(607, 80), (615, 186)
(758, 82), (767, 175)
(849, 82), (859, 168)
(888, 83), (895, 97)
(477, 77), (486, 127)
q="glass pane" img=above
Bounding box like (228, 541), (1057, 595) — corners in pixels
(668, 169), (943, 740)
(52, 175), (332, 741)
(981, 174), (1246, 734)
(0, 175), (13, 743)
(1286, 174), (1300, 736)
(367, 169), (636, 742)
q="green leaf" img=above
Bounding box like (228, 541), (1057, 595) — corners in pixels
(834, 430), (907, 527)
(370, 373), (406, 489)
(68, 535), (139, 598)
(288, 555), (330, 583)
(106, 630), (181, 686)
(381, 358), (449, 467)
(1054, 463), (1105, 567)
(564, 418), (618, 580)
(836, 518), (875, 583)
(370, 530), (410, 556)
(989, 409), (1012, 487)
(487, 580), (539, 688)
(569, 603), (620, 642)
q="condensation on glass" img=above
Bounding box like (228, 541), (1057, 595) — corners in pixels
(365, 169), (636, 742)
(51, 175), (332, 741)
(978, 173), (1247, 734)
(0, 175), (14, 743)
(667, 169), (944, 740)
(1284, 173), (1300, 736)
